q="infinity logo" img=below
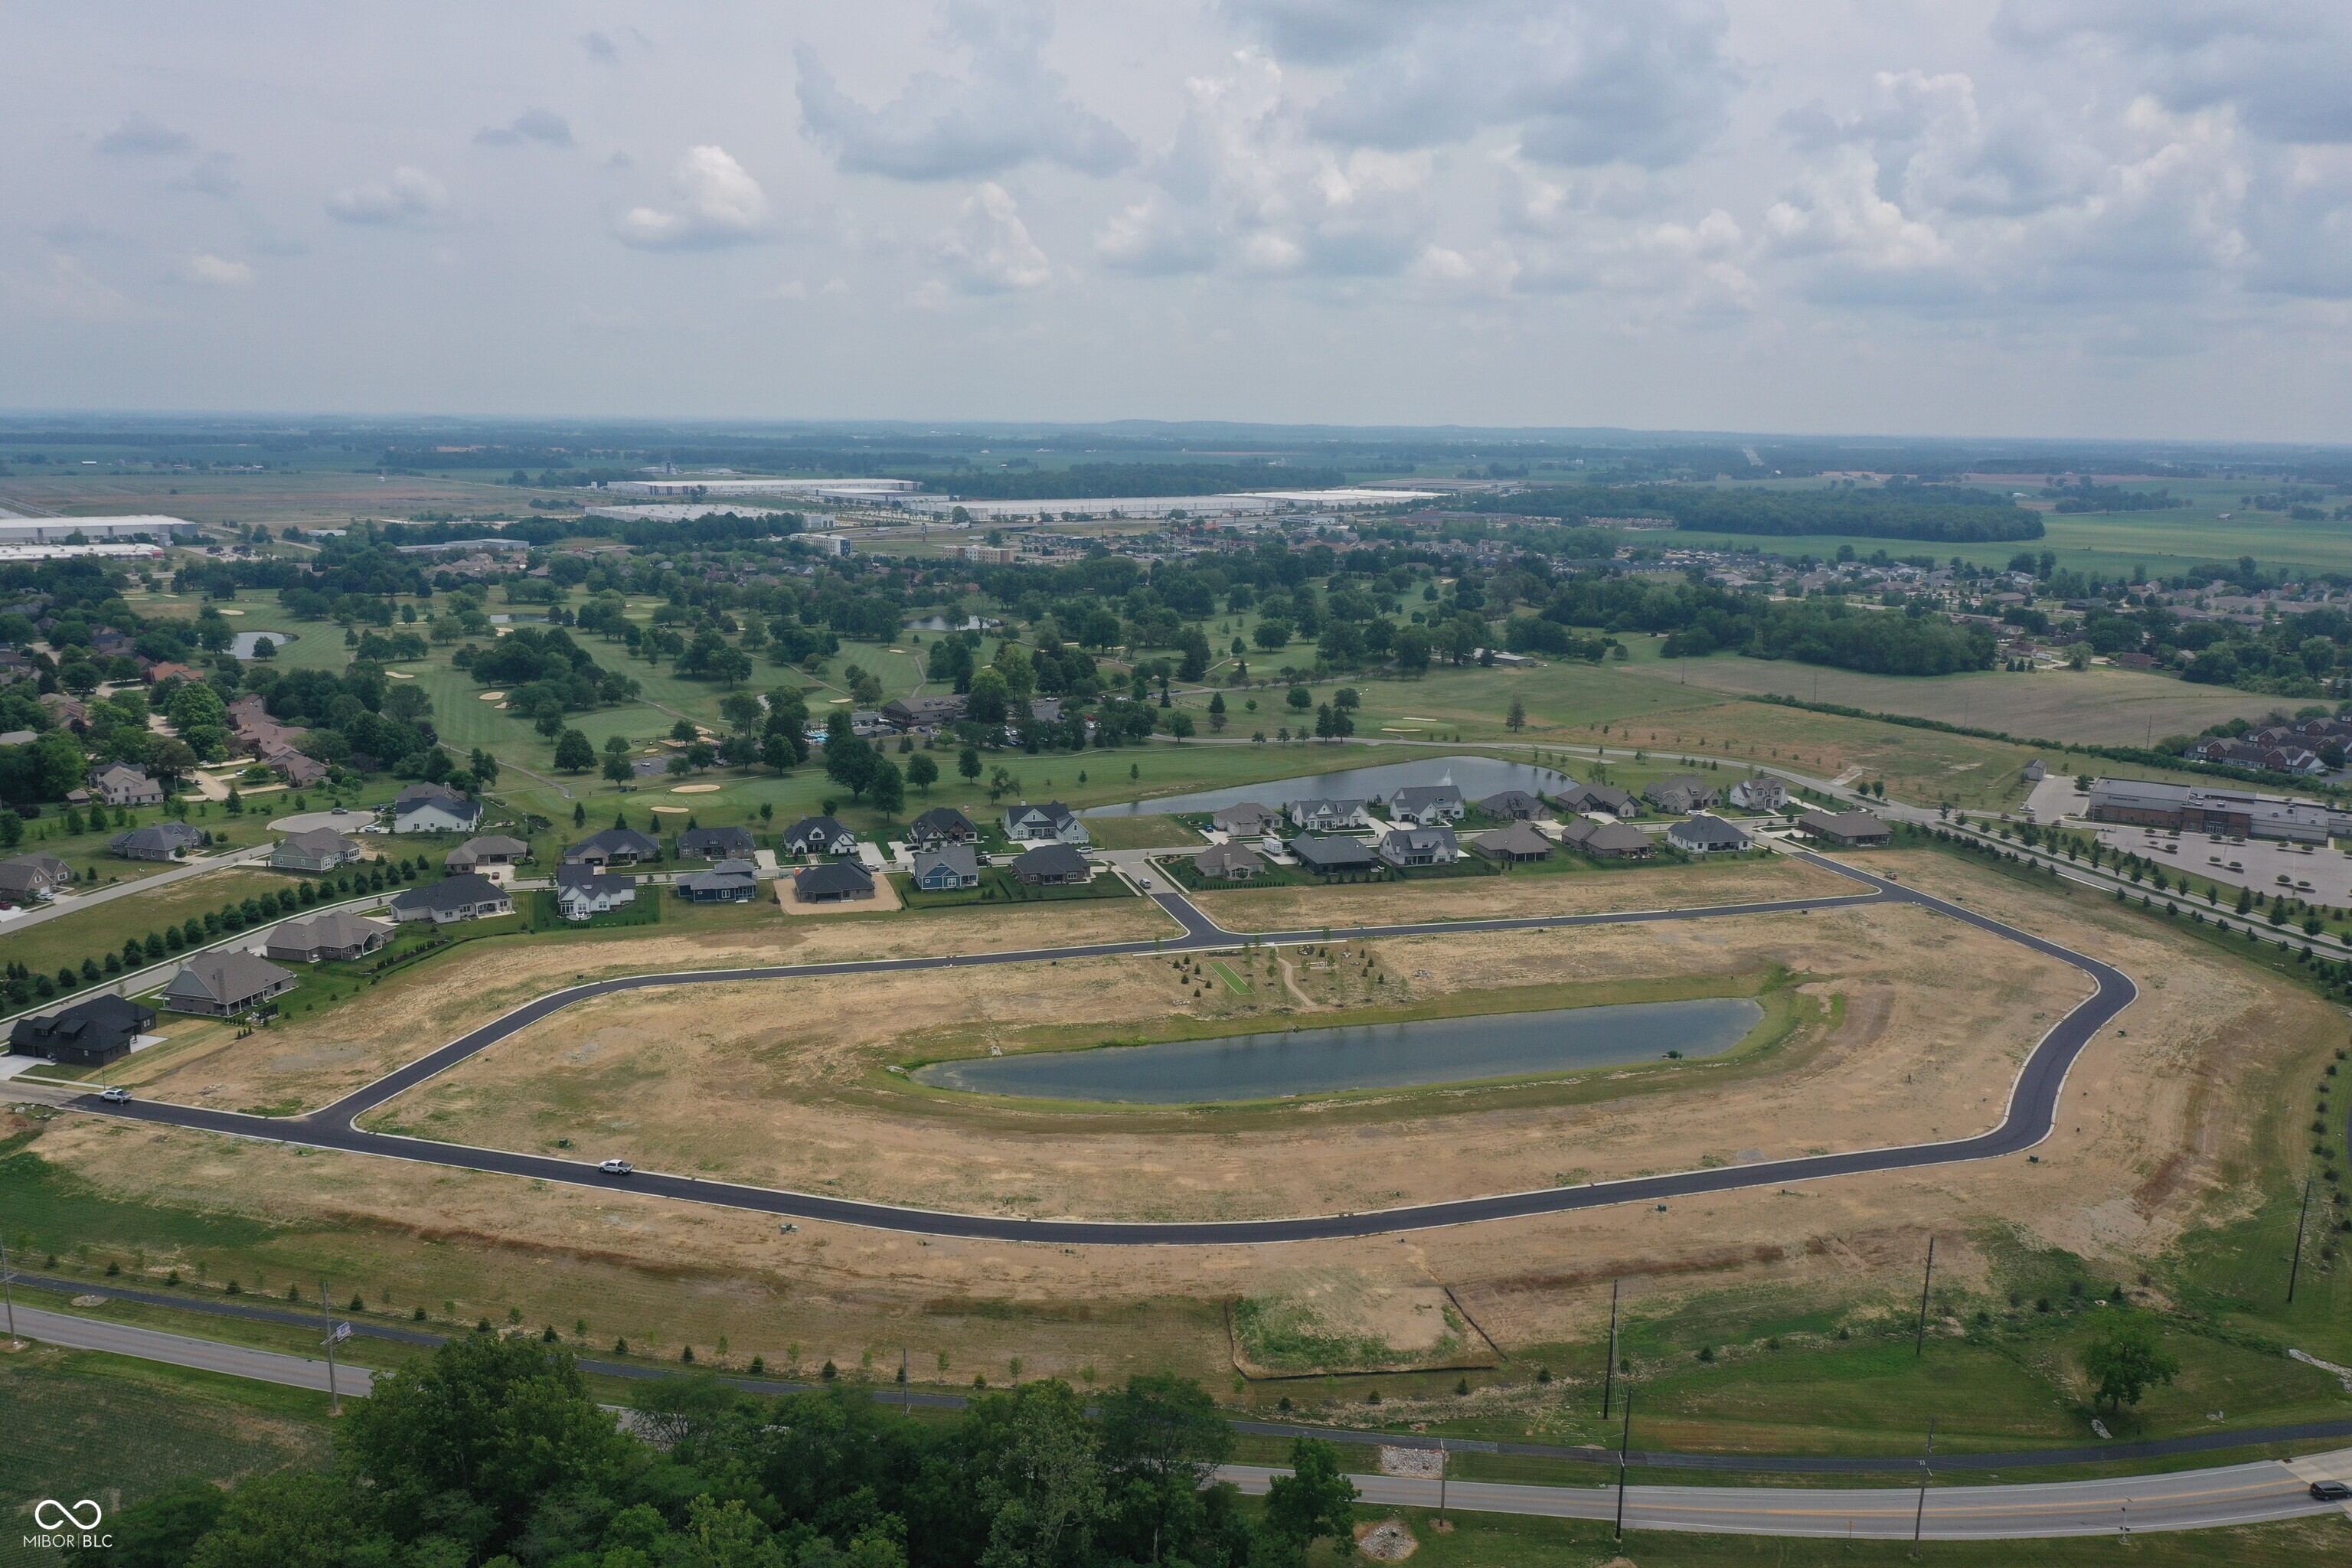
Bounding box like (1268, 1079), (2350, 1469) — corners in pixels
(32, 1499), (103, 1531)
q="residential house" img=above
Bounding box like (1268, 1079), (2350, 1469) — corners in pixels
(1003, 801), (1090, 844)
(563, 827), (662, 867)
(793, 861), (876, 903)
(1288, 798), (1370, 831)
(91, 762), (164, 808)
(1378, 825), (1461, 868)
(1210, 801), (1285, 838)
(906, 807), (979, 848)
(163, 952), (298, 1017)
(1291, 835), (1378, 875)
(1553, 783), (1638, 818)
(1191, 842), (1266, 880)
(0, 851), (74, 904)
(9, 995), (157, 1067)
(266, 910), (394, 963)
(1643, 776), (1719, 815)
(554, 864), (638, 921)
(678, 825), (756, 861)
(1798, 809), (1893, 848)
(1667, 813), (1752, 854)
(1560, 818), (1653, 861)
(1011, 842), (1093, 886)
(783, 816), (859, 857)
(1474, 789), (1550, 822)
(391, 783), (482, 834)
(676, 858), (759, 903)
(445, 835), (530, 874)
(262, 746), (329, 788)
(1387, 785), (1466, 826)
(1727, 777), (1789, 812)
(110, 821), (204, 862)
(271, 828), (366, 874)
(910, 844), (982, 892)
(1472, 822), (1553, 863)
(389, 874), (514, 924)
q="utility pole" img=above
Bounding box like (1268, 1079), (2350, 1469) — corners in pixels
(1914, 1236), (1937, 1357)
(319, 1279), (342, 1417)
(1436, 1442), (1447, 1528)
(1912, 1417), (1937, 1546)
(1602, 1278), (1621, 1419)
(1, 1230), (19, 1349)
(1612, 1387), (1635, 1541)
(2288, 1177), (2316, 1304)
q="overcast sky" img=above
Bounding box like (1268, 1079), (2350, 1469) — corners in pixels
(8, 1), (2352, 440)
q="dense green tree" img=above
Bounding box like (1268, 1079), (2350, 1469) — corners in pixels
(2081, 1318), (2180, 1412)
(552, 729), (596, 773)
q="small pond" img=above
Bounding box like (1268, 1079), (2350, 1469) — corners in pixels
(230, 630), (296, 658)
(1081, 754), (1578, 818)
(911, 996), (1762, 1104)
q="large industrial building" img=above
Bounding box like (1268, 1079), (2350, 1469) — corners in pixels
(0, 514), (204, 544)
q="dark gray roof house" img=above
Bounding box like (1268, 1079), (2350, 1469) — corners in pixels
(1011, 842), (1093, 885)
(554, 864), (638, 920)
(1560, 818), (1653, 859)
(0, 851), (74, 902)
(391, 783), (483, 834)
(1210, 801), (1285, 837)
(676, 858), (758, 902)
(271, 828), (366, 874)
(1553, 783), (1638, 818)
(1667, 813), (1752, 854)
(1472, 822), (1553, 862)
(794, 860), (876, 903)
(784, 815), (859, 856)
(389, 874), (515, 924)
(164, 952), (297, 1017)
(9, 994), (157, 1066)
(907, 806), (978, 847)
(678, 825), (756, 861)
(564, 827), (662, 867)
(446, 834), (530, 871)
(1003, 801), (1089, 844)
(1475, 789), (1551, 821)
(1378, 825), (1461, 867)
(111, 821), (204, 862)
(1291, 834), (1377, 874)
(1798, 809), (1892, 847)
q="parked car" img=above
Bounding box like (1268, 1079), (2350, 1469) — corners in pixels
(99, 1086), (132, 1104)
(598, 1158), (634, 1175)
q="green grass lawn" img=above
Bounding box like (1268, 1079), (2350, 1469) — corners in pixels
(4, 867), (292, 981)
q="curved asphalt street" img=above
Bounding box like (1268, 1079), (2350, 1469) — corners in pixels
(63, 844), (2138, 1244)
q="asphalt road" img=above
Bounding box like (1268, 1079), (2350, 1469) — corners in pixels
(60, 846), (2137, 1245)
(4, 1299), (2337, 1539)
(1216, 1462), (2342, 1540)
(5, 1303), (375, 1397)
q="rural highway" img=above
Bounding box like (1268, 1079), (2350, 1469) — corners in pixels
(60, 844), (2139, 1244)
(1217, 1462), (2347, 1540)
(7, 1300), (2341, 1539)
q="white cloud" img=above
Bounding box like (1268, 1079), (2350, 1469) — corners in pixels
(3, 254), (132, 320)
(183, 253), (253, 286)
(932, 181), (1051, 291)
(614, 145), (772, 249)
(96, 112), (194, 156)
(475, 108), (573, 149)
(327, 165), (448, 225)
(796, 5), (1135, 179)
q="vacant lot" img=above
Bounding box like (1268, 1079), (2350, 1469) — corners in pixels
(5, 867), (294, 978)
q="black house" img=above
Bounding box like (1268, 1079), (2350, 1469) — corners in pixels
(10, 994), (158, 1067)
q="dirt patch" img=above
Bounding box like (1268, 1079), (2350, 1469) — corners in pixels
(1231, 1272), (1496, 1377)
(1197, 855), (1854, 932)
(777, 874), (903, 916)
(1354, 1520), (1418, 1560)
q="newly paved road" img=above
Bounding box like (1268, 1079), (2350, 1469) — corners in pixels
(59, 844), (2138, 1245)
(1217, 1462), (2343, 1540)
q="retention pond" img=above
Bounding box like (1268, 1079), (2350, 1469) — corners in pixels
(911, 997), (1763, 1104)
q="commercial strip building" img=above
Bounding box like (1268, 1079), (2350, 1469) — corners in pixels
(2085, 779), (2352, 845)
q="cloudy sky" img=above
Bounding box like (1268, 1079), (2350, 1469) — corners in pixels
(8, 1), (2352, 439)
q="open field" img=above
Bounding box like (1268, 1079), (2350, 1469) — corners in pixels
(2, 866), (292, 979)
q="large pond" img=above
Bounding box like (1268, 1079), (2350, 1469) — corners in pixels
(911, 996), (1762, 1104)
(230, 630), (296, 658)
(1080, 754), (1578, 818)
